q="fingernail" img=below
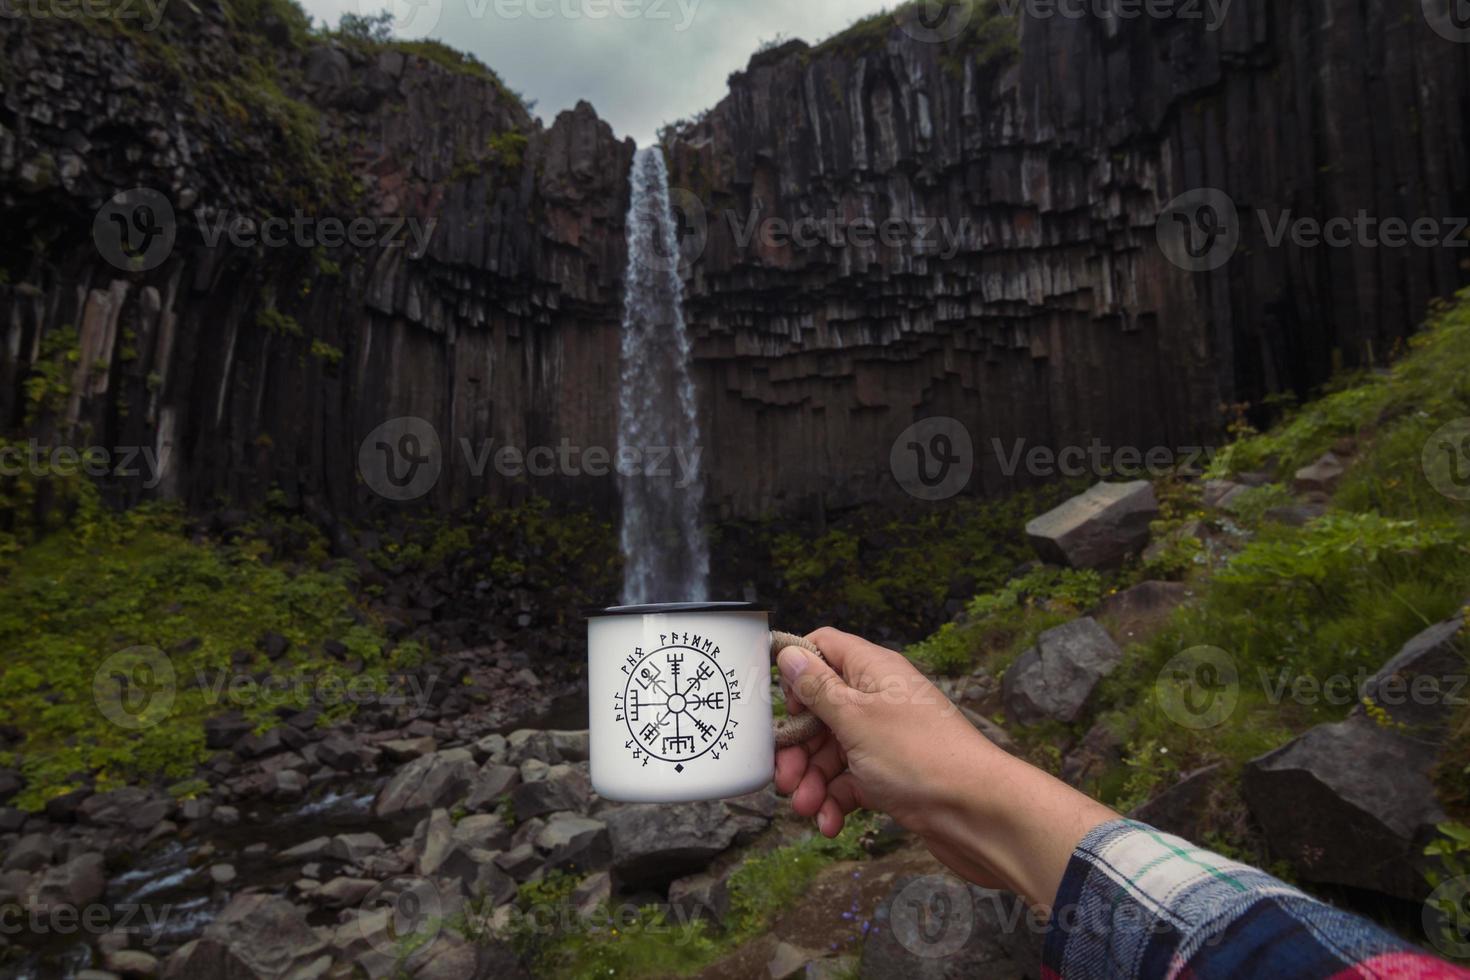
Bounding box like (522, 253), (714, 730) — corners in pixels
(777, 646), (810, 686)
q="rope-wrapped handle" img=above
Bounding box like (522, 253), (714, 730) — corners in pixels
(771, 631), (830, 748)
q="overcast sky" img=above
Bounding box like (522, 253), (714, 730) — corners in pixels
(297, 0), (894, 146)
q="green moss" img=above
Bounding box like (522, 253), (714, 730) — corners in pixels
(308, 339), (343, 365)
(257, 305), (303, 338)
(0, 505), (399, 809)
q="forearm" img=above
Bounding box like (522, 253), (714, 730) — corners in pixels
(918, 736), (1118, 914)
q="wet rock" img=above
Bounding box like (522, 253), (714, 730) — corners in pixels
(1001, 618), (1123, 725)
(33, 852), (106, 907)
(209, 864), (237, 885)
(326, 832), (386, 865)
(510, 763), (592, 819)
(1025, 481), (1159, 569)
(318, 734), (378, 772)
(374, 748), (477, 818)
(1242, 716), (1445, 900)
(534, 813), (611, 872)
(163, 893), (328, 979)
(2, 832), (51, 872)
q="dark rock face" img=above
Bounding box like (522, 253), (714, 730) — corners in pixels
(1001, 617), (1123, 724)
(664, 4), (1470, 515)
(2, 2), (1467, 524)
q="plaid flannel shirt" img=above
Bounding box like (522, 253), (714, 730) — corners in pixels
(1042, 819), (1470, 979)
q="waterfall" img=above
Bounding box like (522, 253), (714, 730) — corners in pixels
(617, 146), (710, 604)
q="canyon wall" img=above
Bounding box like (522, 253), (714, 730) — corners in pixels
(1, 0), (1467, 525)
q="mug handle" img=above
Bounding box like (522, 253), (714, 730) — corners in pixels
(771, 631), (830, 748)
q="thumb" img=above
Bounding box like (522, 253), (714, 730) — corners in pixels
(777, 645), (857, 736)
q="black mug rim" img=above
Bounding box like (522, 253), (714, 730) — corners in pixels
(585, 601), (768, 619)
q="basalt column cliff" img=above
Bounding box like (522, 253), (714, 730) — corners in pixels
(666, 0), (1470, 516)
(1, 0), (1467, 523)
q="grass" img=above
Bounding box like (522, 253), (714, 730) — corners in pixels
(0, 503), (408, 810)
(491, 815), (879, 978)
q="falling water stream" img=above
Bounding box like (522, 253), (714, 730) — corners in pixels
(617, 147), (710, 604)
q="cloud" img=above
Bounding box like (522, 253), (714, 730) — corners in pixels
(296, 0), (894, 145)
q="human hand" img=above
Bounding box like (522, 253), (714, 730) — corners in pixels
(773, 627), (1116, 909)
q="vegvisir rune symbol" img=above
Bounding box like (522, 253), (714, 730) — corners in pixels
(613, 640), (741, 769)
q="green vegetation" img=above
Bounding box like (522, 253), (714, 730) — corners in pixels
(810, 0), (1019, 72)
(495, 814), (879, 978)
(257, 304), (304, 338)
(0, 504), (405, 810)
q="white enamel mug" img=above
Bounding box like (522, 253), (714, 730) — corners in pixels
(588, 602), (813, 803)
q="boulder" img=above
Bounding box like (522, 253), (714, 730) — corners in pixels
(3, 832), (52, 872)
(1293, 451), (1345, 494)
(33, 852), (106, 907)
(0, 769), (22, 804)
(204, 712), (252, 750)
(464, 764), (520, 812)
(494, 843), (542, 881)
(316, 876), (376, 909)
(470, 734), (507, 765)
(1059, 720), (1125, 790)
(1001, 618), (1123, 725)
(1353, 612), (1468, 732)
(667, 871), (730, 924)
(859, 877), (1041, 979)
(438, 846), (517, 906)
(510, 763), (592, 819)
(379, 737), (437, 763)
(549, 730), (591, 762)
(162, 894), (328, 980)
(602, 799), (769, 885)
(374, 749), (477, 818)
(415, 809), (455, 876)
(534, 813), (611, 872)
(271, 770), (307, 801)
(1128, 764), (1224, 842)
(452, 813), (511, 851)
(1201, 479), (1249, 510)
(768, 942), (824, 979)
(104, 949), (160, 977)
(326, 833), (386, 865)
(1025, 481), (1159, 569)
(318, 735), (377, 773)
(277, 837), (332, 863)
(506, 730), (561, 766)
(1242, 716), (1446, 899)
(79, 788), (173, 830)
(570, 871), (611, 918)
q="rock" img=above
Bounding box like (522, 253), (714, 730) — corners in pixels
(1129, 764), (1224, 842)
(272, 770), (308, 801)
(205, 712), (252, 750)
(1095, 580), (1191, 644)
(1059, 720), (1124, 790)
(494, 843), (542, 881)
(452, 813), (511, 851)
(768, 941), (822, 979)
(316, 876), (376, 908)
(278, 837), (333, 863)
(379, 737), (436, 763)
(549, 730), (591, 762)
(0, 769), (20, 804)
(860, 877), (1040, 979)
(1201, 480), (1250, 510)
(1293, 451), (1345, 494)
(667, 871), (729, 923)
(43, 788), (89, 823)
(318, 734), (377, 772)
(211, 805), (240, 827)
(257, 630), (290, 659)
(510, 763), (592, 819)
(570, 871), (611, 918)
(1025, 481), (1159, 569)
(80, 788), (173, 830)
(470, 733), (507, 765)
(415, 809), (455, 876)
(1242, 716), (1445, 899)
(3, 832), (52, 872)
(405, 934), (482, 980)
(439, 846), (517, 906)
(209, 864), (237, 885)
(0, 807), (25, 833)
(534, 813), (612, 872)
(602, 799), (768, 885)
(163, 893), (327, 979)
(506, 730), (562, 766)
(1353, 612), (1468, 731)
(103, 950), (159, 977)
(1001, 618), (1123, 725)
(1262, 501), (1328, 526)
(374, 748), (477, 818)
(465, 763), (521, 812)
(34, 852), (106, 906)
(959, 707), (1017, 754)
(326, 833), (386, 865)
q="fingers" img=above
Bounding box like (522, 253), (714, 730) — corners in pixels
(777, 643), (864, 737)
(816, 773), (866, 838)
(804, 626), (891, 679)
(774, 743), (808, 795)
